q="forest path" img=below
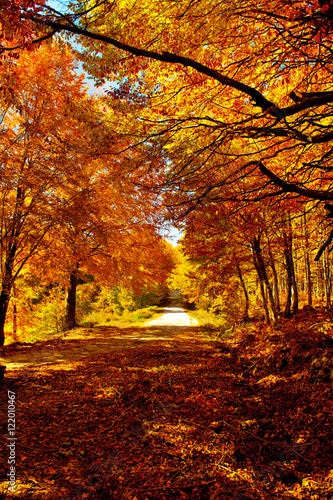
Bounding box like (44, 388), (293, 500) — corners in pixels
(0, 317), (202, 371)
(0, 293), (202, 371)
(146, 304), (198, 327)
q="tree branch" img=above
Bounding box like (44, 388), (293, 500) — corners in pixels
(19, 15), (333, 125)
(28, 16), (278, 114)
(258, 162), (333, 201)
(282, 92), (333, 118)
(0, 28), (58, 52)
(314, 229), (333, 261)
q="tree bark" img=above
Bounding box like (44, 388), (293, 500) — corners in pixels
(251, 237), (277, 324)
(12, 284), (18, 339)
(65, 264), (79, 331)
(0, 289), (10, 347)
(324, 251), (332, 313)
(266, 237), (281, 314)
(0, 262), (15, 347)
(0, 186), (23, 346)
(282, 217), (298, 317)
(235, 259), (250, 321)
(253, 259), (270, 324)
(303, 211), (313, 309)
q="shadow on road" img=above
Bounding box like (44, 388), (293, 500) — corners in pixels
(0, 292), (202, 370)
(0, 323), (204, 370)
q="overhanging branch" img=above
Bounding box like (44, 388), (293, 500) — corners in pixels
(258, 162), (333, 201)
(0, 28), (58, 52)
(315, 229), (333, 261)
(28, 16), (277, 114)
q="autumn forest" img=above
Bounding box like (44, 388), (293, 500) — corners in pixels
(1, 1), (333, 499)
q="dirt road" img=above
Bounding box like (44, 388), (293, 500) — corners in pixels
(146, 305), (198, 326)
(0, 305), (200, 370)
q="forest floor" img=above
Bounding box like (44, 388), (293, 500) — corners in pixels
(0, 308), (333, 499)
(0, 305), (197, 371)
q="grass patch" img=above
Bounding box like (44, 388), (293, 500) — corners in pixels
(186, 309), (235, 338)
(81, 306), (165, 328)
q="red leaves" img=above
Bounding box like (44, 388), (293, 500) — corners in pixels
(1, 316), (333, 498)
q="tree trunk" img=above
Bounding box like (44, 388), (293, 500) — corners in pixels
(315, 260), (325, 303)
(324, 251), (332, 313)
(12, 284), (18, 340)
(251, 237), (277, 323)
(267, 241), (281, 314)
(65, 265), (79, 331)
(0, 277), (13, 347)
(0, 187), (24, 346)
(253, 260), (270, 324)
(291, 253), (298, 316)
(282, 217), (298, 317)
(0, 288), (11, 347)
(305, 250), (313, 308)
(303, 211), (313, 309)
(235, 259), (250, 321)
(0, 249), (17, 346)
(284, 264), (292, 317)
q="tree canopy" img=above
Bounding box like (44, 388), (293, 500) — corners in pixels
(2, 7), (333, 497)
(2, 0), (333, 337)
(0, 41), (174, 345)
(2, 0), (333, 210)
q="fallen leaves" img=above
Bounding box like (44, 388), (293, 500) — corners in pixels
(0, 315), (333, 499)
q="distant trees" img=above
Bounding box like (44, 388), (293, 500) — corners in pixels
(174, 197), (333, 322)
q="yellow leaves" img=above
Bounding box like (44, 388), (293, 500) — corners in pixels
(301, 477), (319, 490)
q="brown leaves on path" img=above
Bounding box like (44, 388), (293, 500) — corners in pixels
(0, 315), (333, 499)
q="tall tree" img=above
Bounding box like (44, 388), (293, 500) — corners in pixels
(0, 43), (131, 345)
(38, 171), (172, 331)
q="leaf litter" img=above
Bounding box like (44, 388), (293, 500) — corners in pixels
(0, 310), (333, 499)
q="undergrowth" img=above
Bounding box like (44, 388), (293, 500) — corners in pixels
(187, 308), (235, 335)
(80, 306), (164, 328)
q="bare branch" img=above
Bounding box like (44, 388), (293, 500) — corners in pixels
(0, 28), (58, 52)
(315, 228), (333, 261)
